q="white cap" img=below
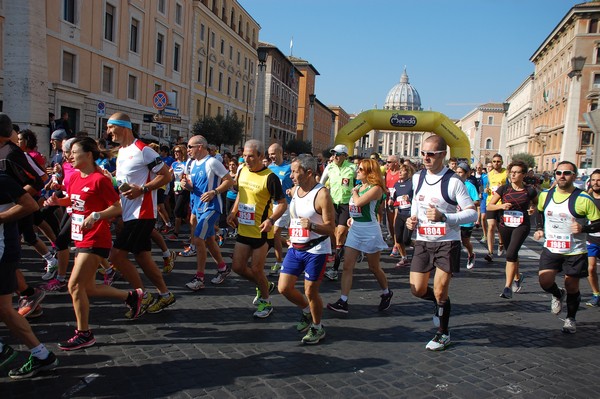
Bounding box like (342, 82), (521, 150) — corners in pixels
(330, 144), (348, 155)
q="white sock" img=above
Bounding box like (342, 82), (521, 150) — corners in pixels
(382, 288), (389, 295)
(42, 252), (53, 261)
(31, 344), (49, 360)
(162, 250), (171, 258)
(340, 295), (348, 302)
(302, 306), (310, 314)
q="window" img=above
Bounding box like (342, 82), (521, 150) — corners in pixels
(128, 75), (137, 100)
(582, 131), (594, 146)
(211, 32), (215, 48)
(171, 90), (178, 107)
(158, 0), (165, 14)
(594, 74), (600, 88)
(220, 39), (225, 54)
(197, 60), (203, 83)
(200, 24), (205, 41)
(218, 72), (223, 92)
(235, 81), (239, 99)
(105, 4), (115, 41)
(156, 33), (164, 64)
(485, 138), (493, 150)
(227, 77), (231, 96)
(590, 19), (598, 34)
(175, 3), (182, 25)
(130, 19), (139, 53)
(237, 51), (240, 65)
(102, 66), (113, 93)
(154, 84), (162, 92)
(208, 66), (213, 87)
(487, 116), (494, 125)
(62, 51), (75, 83)
(64, 0), (76, 24)
(229, 45), (233, 60)
(174, 43), (180, 72)
(596, 48), (600, 64)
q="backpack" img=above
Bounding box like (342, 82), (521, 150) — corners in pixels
(414, 168), (458, 206)
(541, 187), (585, 219)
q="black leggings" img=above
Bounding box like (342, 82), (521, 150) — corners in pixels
(173, 191), (190, 219)
(55, 211), (72, 251)
(498, 223), (530, 262)
(394, 213), (411, 246)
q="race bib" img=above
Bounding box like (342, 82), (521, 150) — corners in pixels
(398, 195), (411, 209)
(71, 214), (84, 241)
(288, 218), (310, 244)
(503, 210), (524, 227)
(237, 203), (256, 226)
(349, 203), (362, 218)
(545, 233), (572, 253)
(418, 221), (447, 237)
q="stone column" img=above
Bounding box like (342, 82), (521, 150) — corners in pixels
(4, 1), (50, 157)
(560, 73), (583, 163)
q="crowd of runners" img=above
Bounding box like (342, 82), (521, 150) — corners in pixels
(1, 110), (600, 379)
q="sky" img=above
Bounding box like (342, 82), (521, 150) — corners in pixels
(240, 0), (575, 120)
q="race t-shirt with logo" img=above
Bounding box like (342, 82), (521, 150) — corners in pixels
(538, 189), (600, 255)
(486, 168), (508, 205)
(411, 167), (475, 242)
(325, 160), (356, 205)
(392, 179), (413, 216)
(189, 155), (228, 214)
(385, 169), (401, 206)
(289, 183), (331, 255)
(116, 139), (164, 221)
(587, 195), (600, 246)
(236, 165), (284, 239)
(171, 160), (186, 194)
(68, 170), (119, 249)
(349, 185), (383, 223)
(495, 184), (537, 228)
(268, 161), (293, 203)
(461, 180), (479, 228)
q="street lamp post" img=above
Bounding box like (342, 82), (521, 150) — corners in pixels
(561, 56), (586, 164)
(474, 120), (481, 163)
(253, 47), (268, 149)
(307, 93), (316, 153)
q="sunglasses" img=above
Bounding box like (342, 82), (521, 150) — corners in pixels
(386, 160), (395, 163)
(333, 152), (345, 157)
(555, 170), (575, 176)
(420, 150), (445, 157)
(187, 144), (200, 149)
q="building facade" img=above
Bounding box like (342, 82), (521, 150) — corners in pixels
(529, 1), (600, 170)
(504, 75), (534, 165)
(459, 103), (505, 165)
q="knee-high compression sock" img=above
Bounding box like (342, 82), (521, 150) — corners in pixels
(438, 298), (451, 335)
(543, 282), (563, 298)
(333, 245), (344, 271)
(420, 286), (436, 302)
(566, 292), (581, 319)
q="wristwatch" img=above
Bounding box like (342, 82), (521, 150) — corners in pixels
(309, 222), (316, 231)
(92, 212), (101, 221)
(440, 213), (447, 223)
(142, 185), (149, 193)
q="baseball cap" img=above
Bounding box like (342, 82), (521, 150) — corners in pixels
(457, 162), (470, 173)
(51, 129), (67, 141)
(330, 144), (348, 155)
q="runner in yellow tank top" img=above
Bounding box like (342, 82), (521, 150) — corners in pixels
(485, 154), (508, 263)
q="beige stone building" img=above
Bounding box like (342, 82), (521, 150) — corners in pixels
(459, 103), (505, 165)
(529, 1), (600, 171)
(0, 0), (259, 157)
(503, 75), (534, 164)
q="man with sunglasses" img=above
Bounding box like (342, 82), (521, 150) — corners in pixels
(585, 169), (600, 307)
(406, 135), (477, 351)
(484, 154), (508, 262)
(319, 144), (357, 281)
(534, 161), (600, 333)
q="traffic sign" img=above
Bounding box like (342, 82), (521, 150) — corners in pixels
(552, 158), (557, 163)
(97, 101), (105, 116)
(152, 91), (168, 110)
(153, 114), (181, 124)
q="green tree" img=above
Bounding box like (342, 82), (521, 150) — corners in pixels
(511, 153), (536, 169)
(192, 112), (244, 148)
(285, 139), (312, 155)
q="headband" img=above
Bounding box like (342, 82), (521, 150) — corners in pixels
(107, 119), (132, 129)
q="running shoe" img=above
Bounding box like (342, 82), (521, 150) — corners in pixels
(17, 289), (46, 317)
(324, 268), (338, 281)
(210, 265), (232, 285)
(296, 312), (312, 332)
(178, 247), (197, 257)
(327, 298), (348, 314)
(425, 333), (451, 351)
(500, 286), (513, 299)
(160, 225), (174, 234)
(395, 257), (409, 268)
(126, 292), (154, 319)
(378, 290), (394, 311)
(389, 248), (400, 258)
(480, 235), (487, 244)
(26, 306), (43, 319)
(586, 294), (600, 307)
(147, 292), (176, 313)
(217, 234), (224, 247)
(8, 352), (58, 379)
(41, 257), (58, 281)
(562, 317), (576, 334)
(163, 250), (177, 274)
(253, 299), (273, 318)
(166, 233), (179, 241)
(58, 330), (96, 351)
(466, 253), (476, 270)
(484, 253), (493, 263)
(0, 344), (17, 369)
(357, 251), (365, 263)
(302, 325), (326, 344)
(186, 276), (205, 291)
(252, 282), (275, 305)
(125, 288), (144, 319)
(40, 278), (68, 292)
(512, 274), (525, 293)
(269, 262), (282, 276)
(103, 269), (120, 286)
(551, 288), (567, 315)
(497, 245), (505, 257)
